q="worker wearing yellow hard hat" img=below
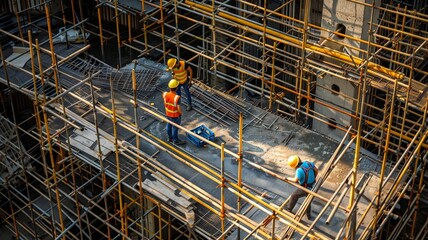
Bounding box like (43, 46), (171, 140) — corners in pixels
(162, 79), (186, 145)
(168, 78), (179, 89)
(167, 57), (193, 111)
(285, 155), (318, 220)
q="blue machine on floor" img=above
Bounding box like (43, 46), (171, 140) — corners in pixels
(187, 125), (215, 147)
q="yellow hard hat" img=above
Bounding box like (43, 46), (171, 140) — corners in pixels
(168, 79), (179, 88)
(167, 58), (177, 69)
(287, 155), (300, 168)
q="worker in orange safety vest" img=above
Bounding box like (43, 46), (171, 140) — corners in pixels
(167, 58), (193, 111)
(163, 79), (186, 145)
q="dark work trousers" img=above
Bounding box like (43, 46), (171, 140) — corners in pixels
(166, 116), (181, 142)
(286, 188), (312, 216)
(176, 81), (192, 106)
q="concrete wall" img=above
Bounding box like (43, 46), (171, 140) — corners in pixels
(313, 74), (355, 140)
(320, 0), (368, 56)
(313, 0), (378, 140)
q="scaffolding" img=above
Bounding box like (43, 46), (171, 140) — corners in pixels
(0, 0), (427, 239)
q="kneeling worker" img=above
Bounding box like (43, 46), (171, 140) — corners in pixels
(163, 79), (186, 145)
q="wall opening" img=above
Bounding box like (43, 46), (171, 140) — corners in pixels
(331, 84), (340, 95)
(328, 118), (337, 129)
(335, 23), (346, 39)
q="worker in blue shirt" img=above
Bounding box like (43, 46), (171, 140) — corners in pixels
(285, 155), (318, 220)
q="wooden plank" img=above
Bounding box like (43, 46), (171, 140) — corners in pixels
(151, 172), (193, 201)
(142, 179), (193, 209)
(69, 138), (99, 159)
(136, 182), (195, 226)
(72, 134), (93, 147)
(71, 128), (114, 156)
(138, 180), (169, 202)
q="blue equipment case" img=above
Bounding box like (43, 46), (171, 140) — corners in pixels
(187, 125), (215, 147)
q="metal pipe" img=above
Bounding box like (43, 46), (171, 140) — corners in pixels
(349, 72), (368, 209)
(114, 0), (122, 67)
(220, 143), (225, 239)
(335, 175), (371, 240)
(375, 79), (398, 233)
(296, 0), (310, 121)
(89, 77), (112, 237)
(237, 112), (243, 238)
(44, 4), (67, 237)
(301, 171), (355, 239)
(130, 68), (147, 238)
(363, 130), (427, 239)
(43, 106), (83, 130)
(109, 74), (126, 239)
(268, 41), (277, 111)
(414, 214), (428, 240)
(325, 179), (351, 225)
(41, 43), (91, 75)
(410, 151), (426, 238)
(375, 174), (414, 236)
(23, 31), (41, 238)
(5, 178), (20, 238)
(358, 128), (426, 238)
(397, 50), (414, 159)
(33, 38), (58, 236)
(1, 38), (27, 238)
(45, 70), (100, 105)
(96, 0), (105, 57)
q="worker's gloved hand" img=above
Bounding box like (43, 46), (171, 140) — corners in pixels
(188, 79), (193, 88)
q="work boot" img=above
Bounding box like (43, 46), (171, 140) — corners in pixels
(174, 139), (186, 145)
(186, 104), (193, 111)
(167, 137), (173, 143)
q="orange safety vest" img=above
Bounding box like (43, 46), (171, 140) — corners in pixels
(163, 92), (181, 118)
(172, 60), (188, 84)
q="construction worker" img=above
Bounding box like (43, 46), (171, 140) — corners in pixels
(285, 155), (318, 220)
(163, 79), (186, 145)
(167, 58), (193, 111)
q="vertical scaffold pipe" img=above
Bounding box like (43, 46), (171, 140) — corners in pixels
(132, 69), (147, 238)
(96, 0), (105, 57)
(44, 4), (66, 238)
(220, 143), (226, 239)
(89, 77), (112, 239)
(237, 113), (244, 239)
(114, 0), (122, 67)
(109, 75), (126, 239)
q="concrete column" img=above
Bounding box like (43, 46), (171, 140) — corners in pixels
(313, 0), (379, 140)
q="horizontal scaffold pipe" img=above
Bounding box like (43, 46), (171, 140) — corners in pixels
(366, 120), (428, 149)
(184, 0), (404, 80)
